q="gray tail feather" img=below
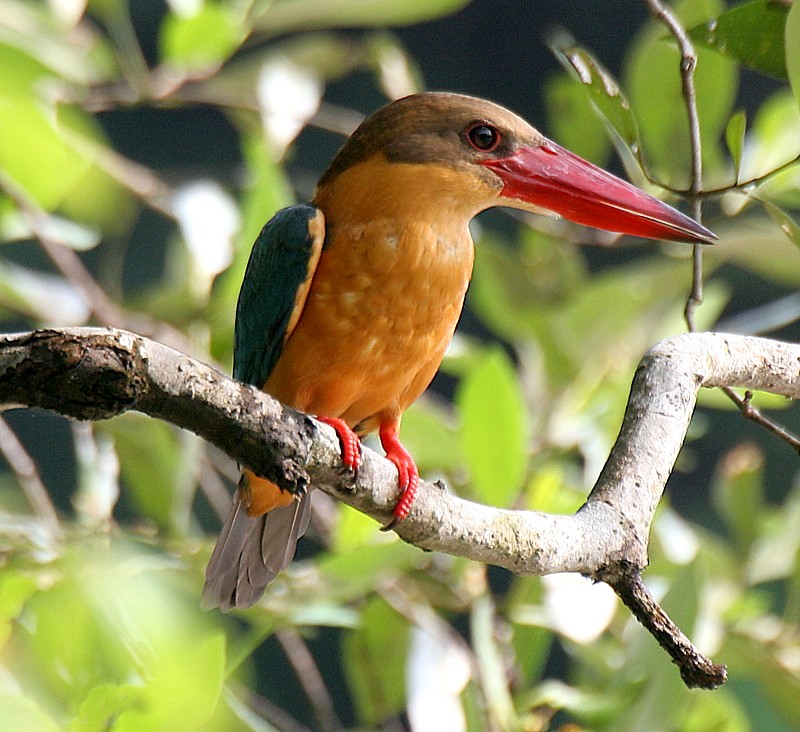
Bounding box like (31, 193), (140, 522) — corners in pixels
(201, 492), (311, 611)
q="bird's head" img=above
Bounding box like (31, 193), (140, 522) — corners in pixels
(315, 92), (714, 244)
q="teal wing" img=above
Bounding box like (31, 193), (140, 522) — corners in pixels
(203, 204), (324, 611)
(233, 204), (325, 387)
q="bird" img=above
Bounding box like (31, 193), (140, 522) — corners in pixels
(202, 91), (715, 610)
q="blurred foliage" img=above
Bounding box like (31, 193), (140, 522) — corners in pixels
(0, 0), (799, 730)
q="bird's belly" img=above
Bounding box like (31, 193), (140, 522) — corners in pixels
(265, 220), (473, 430)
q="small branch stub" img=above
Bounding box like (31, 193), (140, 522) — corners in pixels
(599, 565), (728, 689)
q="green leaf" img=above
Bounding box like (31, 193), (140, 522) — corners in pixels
(318, 542), (426, 602)
(747, 482), (800, 584)
(739, 91), (800, 185)
(131, 632), (226, 730)
(712, 443), (764, 555)
(0, 94), (91, 210)
(681, 687), (750, 732)
(789, 0), (800, 107)
(760, 198), (800, 249)
(707, 211), (800, 287)
(0, 573), (37, 648)
(725, 109), (747, 179)
(69, 684), (145, 732)
(97, 414), (181, 529)
(688, 0), (790, 78)
(331, 503), (384, 553)
(160, 3), (243, 71)
(457, 348), (528, 507)
(550, 42), (642, 157)
(543, 74), (612, 163)
(255, 0), (471, 35)
(343, 597), (409, 725)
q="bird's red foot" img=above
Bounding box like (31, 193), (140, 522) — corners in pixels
(379, 422), (419, 531)
(318, 416), (362, 473)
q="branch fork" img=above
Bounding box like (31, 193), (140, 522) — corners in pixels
(2, 327), (799, 688)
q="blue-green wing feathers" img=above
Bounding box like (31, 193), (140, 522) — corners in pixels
(233, 204), (325, 387)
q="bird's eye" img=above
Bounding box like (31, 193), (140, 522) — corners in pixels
(466, 123), (501, 152)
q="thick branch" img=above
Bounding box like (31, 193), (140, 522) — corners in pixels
(1, 328), (798, 687)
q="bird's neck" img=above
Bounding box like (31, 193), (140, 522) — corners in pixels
(313, 156), (490, 234)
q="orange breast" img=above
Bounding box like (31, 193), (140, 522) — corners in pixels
(265, 157), (479, 434)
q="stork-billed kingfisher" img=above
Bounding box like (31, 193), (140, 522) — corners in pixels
(203, 92), (715, 610)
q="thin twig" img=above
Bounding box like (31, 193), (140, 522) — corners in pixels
(721, 388), (800, 452)
(646, 0), (800, 451)
(197, 454), (236, 522)
(0, 415), (59, 529)
(645, 0), (704, 330)
(226, 680), (313, 732)
(276, 629), (344, 732)
(650, 153), (800, 198)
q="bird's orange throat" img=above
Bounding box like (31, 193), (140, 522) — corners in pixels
(313, 154), (496, 226)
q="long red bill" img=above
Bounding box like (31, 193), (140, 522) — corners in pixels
(481, 141), (716, 244)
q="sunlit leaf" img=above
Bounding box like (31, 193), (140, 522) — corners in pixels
(69, 684), (145, 732)
(747, 482), (800, 584)
(255, 0), (472, 35)
(707, 215), (800, 286)
(712, 443), (764, 555)
(470, 228), (587, 345)
(681, 687), (750, 732)
(760, 198), (800, 249)
(723, 636), (800, 728)
(788, 0), (800, 107)
(457, 348), (528, 507)
(688, 0), (789, 78)
(725, 109), (746, 180)
(0, 573), (37, 648)
(739, 91), (800, 183)
(318, 542), (426, 602)
(0, 95), (91, 210)
(97, 414), (181, 529)
(519, 680), (633, 726)
(159, 3), (243, 71)
(0, 258), (89, 324)
(331, 503), (384, 553)
(366, 32), (425, 100)
(0, 696), (60, 732)
(543, 73), (612, 163)
(550, 42), (642, 157)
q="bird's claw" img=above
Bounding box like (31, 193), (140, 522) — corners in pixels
(378, 423), (420, 531)
(318, 416), (362, 474)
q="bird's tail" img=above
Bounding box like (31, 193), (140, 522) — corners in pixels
(201, 481), (311, 611)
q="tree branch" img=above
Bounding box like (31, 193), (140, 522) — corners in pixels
(1, 327), (798, 687)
